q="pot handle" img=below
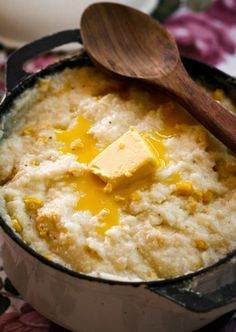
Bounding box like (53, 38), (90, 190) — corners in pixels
(148, 256), (236, 313)
(6, 29), (82, 92)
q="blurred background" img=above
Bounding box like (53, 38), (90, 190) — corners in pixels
(0, 0), (158, 48)
(0, 0), (235, 331)
(0, 0), (236, 96)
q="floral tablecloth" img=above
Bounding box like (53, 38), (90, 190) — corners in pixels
(0, 0), (236, 331)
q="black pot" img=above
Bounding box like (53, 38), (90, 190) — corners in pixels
(0, 29), (236, 332)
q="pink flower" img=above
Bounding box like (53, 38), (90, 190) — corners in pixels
(165, 12), (236, 65)
(0, 304), (52, 332)
(0, 53), (59, 97)
(208, 0), (236, 26)
(24, 55), (59, 73)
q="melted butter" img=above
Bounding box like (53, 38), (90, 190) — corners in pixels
(162, 172), (182, 185)
(140, 103), (194, 167)
(66, 170), (152, 235)
(55, 114), (184, 234)
(74, 172), (119, 234)
(55, 116), (120, 234)
(160, 102), (196, 136)
(55, 116), (99, 164)
(140, 131), (181, 185)
(141, 131), (168, 168)
(78, 172), (155, 234)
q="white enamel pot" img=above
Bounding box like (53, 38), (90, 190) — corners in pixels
(1, 29), (236, 332)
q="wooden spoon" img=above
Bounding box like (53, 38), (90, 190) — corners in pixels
(80, 2), (236, 153)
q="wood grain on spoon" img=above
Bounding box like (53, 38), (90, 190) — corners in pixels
(81, 2), (236, 153)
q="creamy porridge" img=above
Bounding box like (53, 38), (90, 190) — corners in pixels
(0, 65), (235, 281)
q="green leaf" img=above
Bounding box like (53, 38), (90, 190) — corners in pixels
(0, 294), (10, 314)
(152, 0), (181, 22)
(186, 0), (214, 11)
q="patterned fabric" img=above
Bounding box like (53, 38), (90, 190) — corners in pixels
(164, 0), (236, 74)
(0, 0), (236, 330)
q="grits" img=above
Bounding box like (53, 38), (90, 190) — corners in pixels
(0, 66), (235, 281)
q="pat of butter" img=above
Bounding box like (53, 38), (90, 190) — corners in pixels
(89, 129), (157, 189)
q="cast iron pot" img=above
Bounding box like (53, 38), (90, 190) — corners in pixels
(0, 29), (236, 332)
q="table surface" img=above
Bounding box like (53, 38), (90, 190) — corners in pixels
(0, 0), (236, 330)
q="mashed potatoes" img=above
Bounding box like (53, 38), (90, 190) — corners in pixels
(0, 65), (235, 281)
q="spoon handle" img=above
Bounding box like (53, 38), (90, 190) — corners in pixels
(151, 62), (236, 153)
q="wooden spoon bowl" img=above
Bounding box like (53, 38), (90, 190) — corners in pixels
(81, 3), (236, 153)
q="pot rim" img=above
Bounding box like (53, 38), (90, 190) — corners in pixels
(1, 53), (236, 287)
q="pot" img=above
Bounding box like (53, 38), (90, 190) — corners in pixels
(0, 29), (236, 332)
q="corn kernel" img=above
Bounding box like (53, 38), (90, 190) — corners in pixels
(119, 143), (125, 149)
(38, 136), (49, 143)
(44, 253), (51, 260)
(38, 78), (52, 92)
(130, 191), (141, 201)
(188, 197), (197, 214)
(195, 239), (209, 250)
(175, 181), (193, 196)
(213, 89), (224, 101)
(193, 189), (203, 201)
(22, 235), (31, 245)
(29, 160), (39, 166)
(24, 196), (43, 211)
(37, 223), (48, 237)
(12, 219), (23, 234)
(163, 172), (181, 185)
(202, 190), (213, 204)
(70, 105), (77, 113)
(22, 126), (36, 136)
(36, 212), (61, 238)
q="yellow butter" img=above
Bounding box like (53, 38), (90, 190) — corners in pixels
(89, 129), (158, 188)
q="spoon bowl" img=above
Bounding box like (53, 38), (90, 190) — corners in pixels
(81, 3), (178, 79)
(81, 2), (236, 152)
